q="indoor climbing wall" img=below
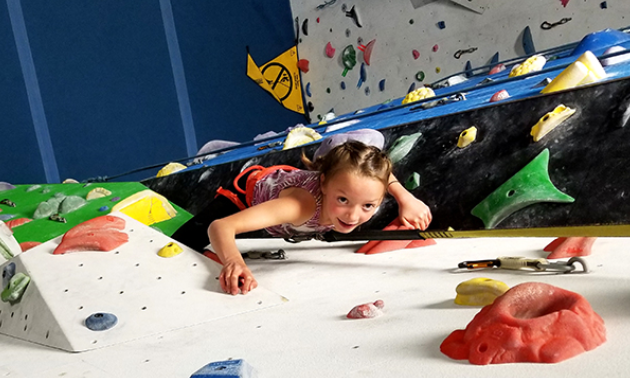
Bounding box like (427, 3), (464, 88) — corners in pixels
(290, 0), (630, 120)
(0, 213), (285, 352)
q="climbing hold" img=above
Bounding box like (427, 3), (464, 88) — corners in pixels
(415, 71), (425, 81)
(0, 222), (19, 261)
(457, 126), (478, 148)
(545, 237), (596, 259)
(471, 149), (575, 229)
(347, 300), (384, 319)
(343, 5), (362, 27)
(412, 49), (420, 60)
(305, 82), (312, 97)
(301, 19), (308, 36)
(542, 51), (606, 93)
(0, 199), (15, 207)
(4, 217), (32, 231)
(364, 86), (370, 96)
(2, 262), (15, 289)
(42, 187), (50, 194)
(85, 313), (118, 331)
(454, 278), (509, 306)
(63, 215), (125, 241)
(464, 60), (473, 77)
(530, 104), (576, 142)
(387, 132), (422, 164)
(602, 46), (630, 66)
(341, 45), (357, 77)
(437, 21), (446, 29)
(402, 87), (435, 105)
(378, 79), (385, 91)
(432, 44), (439, 52)
(59, 195), (87, 214)
(522, 25), (536, 55)
(62, 178), (79, 184)
(407, 82), (416, 94)
(283, 126), (322, 150)
(489, 90), (510, 102)
(441, 282), (606, 364)
(26, 185), (41, 192)
(54, 229), (129, 255)
(86, 187), (112, 200)
(326, 87), (331, 94)
(559, 0), (569, 6)
(435, 67), (441, 73)
(345, 28), (351, 37)
(158, 242), (184, 258)
(191, 359), (257, 378)
(488, 63), (506, 75)
(33, 201), (55, 220)
(297, 59), (310, 73)
(0, 182), (16, 192)
(156, 162), (187, 178)
(316, 17), (319, 23)
(19, 242), (40, 252)
(340, 81), (346, 90)
(307, 102), (314, 112)
(325, 42), (335, 58)
(98, 206), (109, 212)
(112, 191), (176, 226)
(0, 214), (15, 221)
(509, 55), (546, 77)
(111, 197), (120, 202)
(600, 1), (607, 8)
(1, 272), (30, 303)
(404, 172), (421, 190)
(357, 39), (376, 65)
(490, 52), (499, 65)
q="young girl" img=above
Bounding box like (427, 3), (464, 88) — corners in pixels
(172, 141), (432, 295)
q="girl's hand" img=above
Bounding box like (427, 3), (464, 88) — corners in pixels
(398, 195), (432, 230)
(219, 260), (258, 295)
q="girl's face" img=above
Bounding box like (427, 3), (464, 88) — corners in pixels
(320, 170), (385, 233)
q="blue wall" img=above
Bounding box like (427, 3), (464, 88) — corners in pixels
(0, 0), (304, 184)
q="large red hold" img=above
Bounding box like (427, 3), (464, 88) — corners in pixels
(440, 282), (606, 364)
(544, 237), (597, 259)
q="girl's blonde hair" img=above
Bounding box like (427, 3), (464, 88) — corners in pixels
(302, 141), (392, 191)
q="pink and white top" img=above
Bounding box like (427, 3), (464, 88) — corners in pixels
(252, 169), (334, 237)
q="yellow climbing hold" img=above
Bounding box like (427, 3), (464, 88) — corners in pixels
(454, 277), (509, 306)
(509, 55), (546, 77)
(530, 104), (576, 142)
(156, 162), (187, 177)
(158, 242), (183, 258)
(457, 126), (478, 148)
(111, 190), (177, 226)
(86, 187), (112, 200)
(541, 51), (606, 94)
(402, 87), (435, 105)
(283, 126), (322, 150)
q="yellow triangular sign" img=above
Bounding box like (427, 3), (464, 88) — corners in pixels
(247, 46), (305, 114)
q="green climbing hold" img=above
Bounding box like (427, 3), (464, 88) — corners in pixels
(471, 149), (575, 229)
(405, 172), (421, 190)
(341, 45), (357, 77)
(416, 71), (425, 81)
(59, 195), (87, 214)
(1, 272), (30, 303)
(0, 238), (14, 260)
(387, 132), (422, 164)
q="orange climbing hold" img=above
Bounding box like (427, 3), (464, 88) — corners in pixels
(298, 59), (310, 73)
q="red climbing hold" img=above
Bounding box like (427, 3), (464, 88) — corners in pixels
(54, 230), (129, 254)
(560, 0), (569, 7)
(490, 89), (510, 102)
(356, 218), (435, 254)
(347, 300), (385, 319)
(20, 241), (41, 251)
(412, 49), (420, 60)
(4, 218), (32, 230)
(440, 282), (606, 364)
(489, 63), (506, 75)
(544, 237), (596, 259)
(62, 215), (125, 241)
(357, 39), (376, 65)
(298, 59), (310, 73)
(432, 44), (439, 52)
(325, 42), (336, 58)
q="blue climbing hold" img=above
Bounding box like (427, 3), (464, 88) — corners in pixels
(464, 60), (473, 78)
(408, 82), (416, 94)
(600, 1), (607, 8)
(85, 312), (118, 331)
(522, 26), (535, 55)
(379, 79), (386, 91)
(490, 52), (499, 65)
(98, 206), (109, 212)
(437, 21), (446, 29)
(191, 359), (256, 378)
(357, 63), (367, 88)
(306, 82), (312, 97)
(340, 81), (346, 90)
(2, 262), (15, 289)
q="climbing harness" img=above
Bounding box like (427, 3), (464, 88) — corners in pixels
(457, 256), (588, 273)
(541, 18), (572, 30)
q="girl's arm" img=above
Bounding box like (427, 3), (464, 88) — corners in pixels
(208, 188), (317, 295)
(386, 173), (432, 230)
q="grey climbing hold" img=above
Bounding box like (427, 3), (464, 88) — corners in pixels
(2, 262), (15, 289)
(85, 312), (118, 331)
(33, 201), (55, 220)
(387, 132), (422, 164)
(60, 195), (87, 214)
(26, 185), (41, 192)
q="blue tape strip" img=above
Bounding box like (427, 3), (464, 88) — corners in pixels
(159, 0), (197, 156)
(7, 0), (60, 183)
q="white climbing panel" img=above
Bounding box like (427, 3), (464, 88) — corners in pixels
(0, 213), (286, 352)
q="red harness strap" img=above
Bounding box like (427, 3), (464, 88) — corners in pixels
(215, 165), (300, 209)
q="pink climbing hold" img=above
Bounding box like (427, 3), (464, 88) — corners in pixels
(347, 300), (385, 319)
(4, 217), (32, 230)
(489, 63), (506, 75)
(440, 282), (606, 365)
(432, 44), (439, 52)
(358, 39), (376, 65)
(560, 0), (569, 7)
(490, 89), (510, 102)
(298, 59), (310, 73)
(325, 42), (336, 58)
(412, 49), (420, 60)
(544, 237), (597, 259)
